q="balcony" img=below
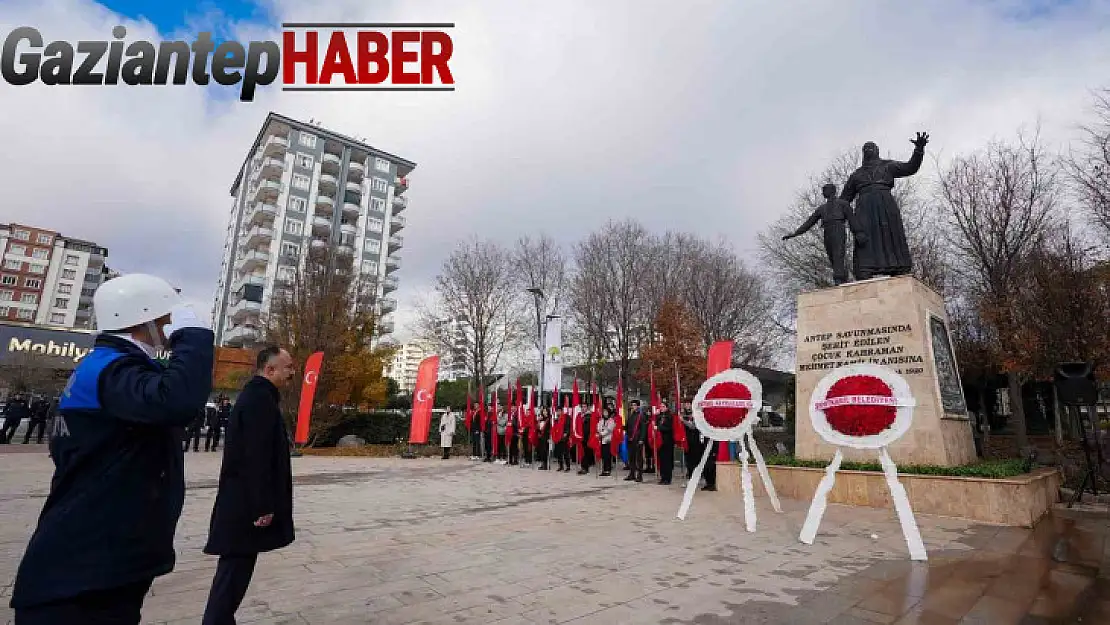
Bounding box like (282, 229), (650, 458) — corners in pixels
(391, 194), (407, 213)
(380, 297), (397, 313)
(339, 222), (357, 236)
(223, 325), (260, 347)
(389, 214), (406, 231)
(386, 255), (401, 271)
(337, 244), (355, 256)
(378, 319), (395, 335)
(243, 226), (273, 248)
(394, 176), (409, 194)
(388, 234), (403, 252)
(348, 160), (365, 176)
(262, 135), (288, 157)
(229, 299), (261, 322)
(321, 152), (342, 174)
(233, 274), (265, 292)
(251, 179), (281, 203)
(312, 215), (332, 234)
(246, 202), (277, 225)
(345, 180), (361, 194)
(342, 202), (361, 218)
(310, 237), (328, 250)
(382, 275), (399, 293)
(238, 250), (270, 272)
(315, 193), (335, 211)
(257, 157), (283, 181)
(319, 173), (338, 190)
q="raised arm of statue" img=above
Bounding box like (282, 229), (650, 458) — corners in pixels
(782, 209), (822, 240)
(889, 132), (929, 178)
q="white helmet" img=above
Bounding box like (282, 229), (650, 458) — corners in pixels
(94, 273), (181, 331)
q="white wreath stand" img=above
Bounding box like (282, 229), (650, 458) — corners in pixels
(798, 445), (927, 561)
(676, 428), (781, 529)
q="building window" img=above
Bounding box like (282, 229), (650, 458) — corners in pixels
(0, 306), (8, 316)
(0, 291), (11, 301)
(285, 219), (304, 235)
(374, 157), (390, 172)
(58, 283), (72, 294)
(31, 248), (48, 259)
(278, 267), (296, 282)
(29, 264), (45, 274)
(3, 260), (20, 271)
(299, 132), (316, 148)
(36, 233), (52, 245)
(21, 293), (37, 304)
(50, 313), (65, 324)
(9, 244), (26, 256)
(282, 242), (300, 258)
(17, 309), (32, 320)
(366, 239), (381, 253)
(55, 297), (68, 308)
(296, 153), (314, 169)
(24, 278), (41, 289)
(372, 177), (388, 193)
(291, 174), (310, 191)
(65, 254), (79, 266)
(367, 218), (384, 233)
(362, 261), (378, 274)
(13, 230), (29, 241)
(370, 197), (386, 213)
(62, 269), (76, 280)
(340, 232), (355, 246)
(0, 275), (14, 286)
(288, 196), (307, 213)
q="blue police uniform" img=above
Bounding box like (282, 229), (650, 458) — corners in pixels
(10, 328), (213, 621)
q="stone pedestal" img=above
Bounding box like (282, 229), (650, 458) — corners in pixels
(794, 275), (976, 467)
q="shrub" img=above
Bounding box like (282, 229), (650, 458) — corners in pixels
(762, 455), (1030, 479)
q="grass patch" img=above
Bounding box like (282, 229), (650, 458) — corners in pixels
(763, 455), (1032, 479)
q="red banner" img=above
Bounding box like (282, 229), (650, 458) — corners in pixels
(295, 351), (324, 445)
(408, 355), (440, 444)
(707, 341), (734, 461)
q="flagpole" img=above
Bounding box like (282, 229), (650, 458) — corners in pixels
(676, 360), (686, 486)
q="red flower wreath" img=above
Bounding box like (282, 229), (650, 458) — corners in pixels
(823, 375), (896, 437)
(701, 382), (751, 429)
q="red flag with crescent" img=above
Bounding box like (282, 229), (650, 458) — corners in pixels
(551, 386), (565, 441)
(673, 362), (688, 451)
(408, 355), (440, 444)
(294, 351), (324, 444)
(707, 340), (734, 461)
(612, 376), (625, 456)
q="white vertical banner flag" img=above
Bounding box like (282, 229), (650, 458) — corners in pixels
(543, 316), (563, 390)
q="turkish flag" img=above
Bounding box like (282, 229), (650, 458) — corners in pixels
(408, 355), (440, 444)
(673, 365), (687, 451)
(612, 377), (625, 457)
(707, 341), (734, 461)
(588, 383), (602, 455)
(294, 351), (324, 445)
(551, 387), (565, 441)
(464, 393), (472, 431)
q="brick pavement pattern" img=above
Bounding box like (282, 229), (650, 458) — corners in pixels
(0, 450), (1103, 624)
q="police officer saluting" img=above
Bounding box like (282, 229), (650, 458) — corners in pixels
(9, 274), (214, 624)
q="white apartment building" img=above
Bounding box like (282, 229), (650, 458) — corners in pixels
(212, 113), (413, 347)
(0, 223), (112, 329)
(387, 341), (430, 392)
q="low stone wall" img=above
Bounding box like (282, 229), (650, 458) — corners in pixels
(717, 462), (1061, 527)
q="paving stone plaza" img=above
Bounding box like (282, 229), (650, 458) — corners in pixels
(0, 449), (1106, 624)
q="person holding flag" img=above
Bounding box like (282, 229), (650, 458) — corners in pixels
(495, 396), (508, 464)
(655, 402), (675, 485)
(624, 399), (648, 482)
(468, 395), (483, 461)
(535, 405), (551, 470)
(612, 378), (626, 472)
(598, 406), (616, 476)
(523, 384), (536, 467)
(552, 392), (570, 471)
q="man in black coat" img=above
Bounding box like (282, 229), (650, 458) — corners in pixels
(623, 400), (648, 482)
(655, 405), (675, 485)
(184, 406), (206, 452)
(206, 397), (229, 452)
(9, 273), (213, 624)
(1, 393), (29, 444)
(22, 396), (49, 444)
(201, 345), (297, 625)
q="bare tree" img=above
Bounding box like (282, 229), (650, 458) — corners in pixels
(418, 238), (524, 393)
(936, 127), (1060, 449)
(0, 353), (65, 396)
(1063, 88), (1110, 242)
(569, 219), (652, 389)
(641, 231), (699, 343)
(513, 234), (567, 351)
(684, 238), (782, 365)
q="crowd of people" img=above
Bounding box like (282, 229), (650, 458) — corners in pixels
(183, 396), (232, 453)
(0, 393), (58, 445)
(444, 393), (718, 491)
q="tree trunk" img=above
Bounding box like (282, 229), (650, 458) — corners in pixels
(1007, 373), (1028, 451)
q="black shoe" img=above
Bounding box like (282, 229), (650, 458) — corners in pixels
(540, 465), (549, 470)
(577, 469), (588, 475)
(635, 476), (643, 482)
(659, 480), (671, 485)
(601, 471), (611, 477)
(624, 475), (635, 481)
(702, 485), (716, 491)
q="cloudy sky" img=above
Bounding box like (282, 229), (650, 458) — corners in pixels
(2, 0), (1109, 342)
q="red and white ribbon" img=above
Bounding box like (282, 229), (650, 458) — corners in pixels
(696, 399), (755, 409)
(814, 395), (905, 410)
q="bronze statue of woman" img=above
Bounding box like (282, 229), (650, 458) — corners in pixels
(840, 132), (929, 280)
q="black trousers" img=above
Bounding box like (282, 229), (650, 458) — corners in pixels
(627, 441), (644, 479)
(581, 447), (594, 471)
(15, 578), (153, 624)
(537, 439), (549, 467)
(202, 553), (258, 625)
(205, 425), (222, 451)
(496, 433), (508, 460)
(684, 429), (702, 478)
(471, 432), (482, 457)
(522, 437), (533, 464)
(184, 426), (202, 451)
(703, 442), (717, 487)
(441, 445), (451, 459)
(601, 445), (612, 473)
(554, 441), (570, 468)
(483, 430), (493, 461)
(22, 418), (46, 444)
(509, 434), (520, 464)
(1, 419), (20, 443)
(658, 435), (674, 483)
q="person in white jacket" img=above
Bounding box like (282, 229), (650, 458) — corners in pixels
(597, 407), (616, 477)
(439, 407), (456, 460)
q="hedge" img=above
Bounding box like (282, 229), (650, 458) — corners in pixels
(762, 455), (1032, 479)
